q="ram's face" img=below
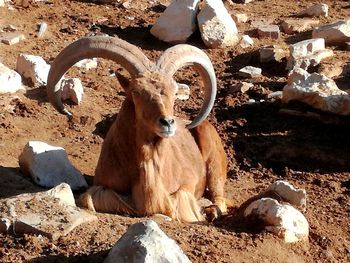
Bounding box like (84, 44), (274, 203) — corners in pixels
(131, 72), (177, 138)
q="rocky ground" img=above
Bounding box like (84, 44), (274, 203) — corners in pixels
(0, 0), (349, 262)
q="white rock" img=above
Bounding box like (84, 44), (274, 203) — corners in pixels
(0, 0), (5, 7)
(267, 91), (283, 100)
(176, 83), (190, 100)
(0, 218), (11, 233)
(312, 20), (350, 45)
(281, 18), (320, 35)
(240, 35), (254, 48)
(37, 22), (47, 38)
(0, 183), (96, 240)
(0, 32), (25, 45)
(299, 3), (328, 17)
(60, 78), (84, 105)
(256, 24), (280, 39)
(282, 68), (350, 116)
(19, 141), (88, 190)
(104, 220), (191, 263)
(259, 45), (287, 63)
(0, 62), (24, 93)
(286, 38), (333, 71)
(244, 198), (309, 243)
(46, 182), (76, 206)
(15, 53), (50, 86)
(290, 38), (325, 58)
(238, 66), (262, 78)
(267, 181), (307, 209)
(150, 0), (200, 43)
(233, 13), (248, 23)
(287, 49), (334, 71)
(197, 0), (239, 48)
(230, 82), (253, 93)
(74, 58), (98, 70)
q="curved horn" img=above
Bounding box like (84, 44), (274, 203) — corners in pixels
(47, 36), (153, 115)
(156, 44), (217, 129)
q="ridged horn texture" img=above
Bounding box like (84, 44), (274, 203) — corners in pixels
(47, 36), (153, 115)
(156, 44), (217, 129)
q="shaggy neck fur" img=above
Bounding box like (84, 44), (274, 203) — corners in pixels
(133, 122), (174, 216)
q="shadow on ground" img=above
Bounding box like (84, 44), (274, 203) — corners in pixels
(215, 98), (350, 174)
(28, 250), (108, 263)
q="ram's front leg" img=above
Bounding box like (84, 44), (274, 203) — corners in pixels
(132, 183), (176, 219)
(170, 187), (205, 222)
(78, 186), (137, 215)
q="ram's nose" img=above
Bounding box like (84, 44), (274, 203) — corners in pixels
(157, 116), (176, 138)
(159, 117), (175, 128)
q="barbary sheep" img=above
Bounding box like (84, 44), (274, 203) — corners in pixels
(47, 36), (227, 222)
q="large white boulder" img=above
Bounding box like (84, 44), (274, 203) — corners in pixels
(197, 0), (239, 48)
(244, 198), (309, 243)
(16, 53), (50, 86)
(312, 20), (350, 45)
(19, 141), (88, 190)
(282, 68), (350, 115)
(0, 62), (24, 93)
(104, 220), (191, 263)
(150, 0), (200, 43)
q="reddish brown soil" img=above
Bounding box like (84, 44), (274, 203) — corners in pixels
(0, 0), (349, 262)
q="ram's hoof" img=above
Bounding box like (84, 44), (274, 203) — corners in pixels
(203, 205), (222, 222)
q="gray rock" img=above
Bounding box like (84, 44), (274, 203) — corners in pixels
(104, 220), (191, 263)
(19, 141), (87, 190)
(0, 183), (97, 240)
(312, 20), (350, 45)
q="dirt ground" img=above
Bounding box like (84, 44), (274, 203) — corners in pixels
(0, 0), (349, 262)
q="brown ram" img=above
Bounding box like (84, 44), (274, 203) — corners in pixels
(47, 36), (227, 222)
